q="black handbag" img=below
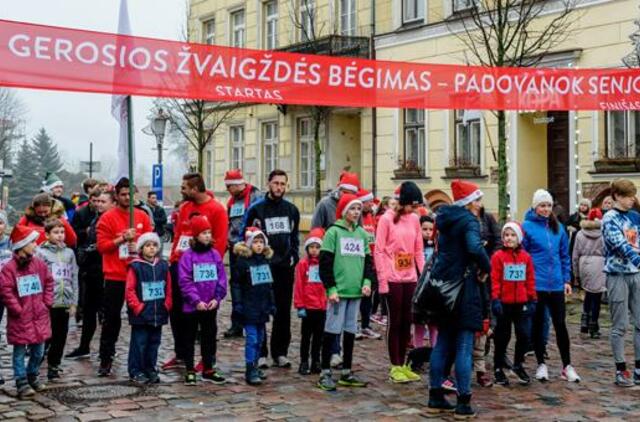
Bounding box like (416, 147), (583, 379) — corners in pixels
(413, 264), (466, 323)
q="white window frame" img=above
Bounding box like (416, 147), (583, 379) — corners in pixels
(298, 117), (315, 189)
(454, 110), (481, 167)
(606, 111), (640, 159)
(263, 1), (278, 49)
(203, 18), (216, 45)
(403, 109), (426, 173)
(452, 0), (476, 13)
(262, 121), (279, 185)
(340, 0), (356, 36)
(230, 9), (245, 48)
(230, 125), (245, 171)
(299, 0), (315, 42)
(403, 0), (425, 24)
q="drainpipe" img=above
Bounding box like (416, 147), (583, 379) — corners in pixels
(370, 0), (377, 196)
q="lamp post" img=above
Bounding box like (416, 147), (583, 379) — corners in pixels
(149, 107), (170, 164)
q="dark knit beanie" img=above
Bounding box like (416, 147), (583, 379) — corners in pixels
(399, 181), (423, 206)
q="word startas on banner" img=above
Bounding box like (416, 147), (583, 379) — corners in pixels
(2, 19), (640, 111)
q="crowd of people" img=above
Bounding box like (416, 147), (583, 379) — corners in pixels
(0, 168), (638, 419)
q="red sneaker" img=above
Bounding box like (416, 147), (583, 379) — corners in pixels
(195, 360), (204, 373)
(161, 356), (181, 371)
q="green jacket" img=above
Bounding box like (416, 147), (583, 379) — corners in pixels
(319, 219), (374, 298)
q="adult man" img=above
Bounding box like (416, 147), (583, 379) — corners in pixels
(162, 173), (229, 370)
(76, 178), (99, 208)
(42, 172), (76, 221)
(245, 169), (300, 367)
(66, 189), (115, 359)
(147, 191), (167, 237)
(224, 169), (262, 338)
(311, 172), (360, 229)
(18, 193), (77, 247)
(96, 178), (152, 376)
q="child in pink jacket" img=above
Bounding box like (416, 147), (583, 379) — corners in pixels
(375, 182), (425, 384)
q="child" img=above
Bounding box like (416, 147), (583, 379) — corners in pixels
(178, 215), (227, 386)
(294, 228), (327, 375)
(491, 222), (537, 386)
(317, 193), (374, 391)
(125, 232), (172, 385)
(412, 215), (437, 356)
(233, 227), (275, 385)
(420, 215), (435, 264)
(35, 219), (78, 381)
(0, 225), (53, 398)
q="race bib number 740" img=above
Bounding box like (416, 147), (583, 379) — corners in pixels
(340, 238), (365, 257)
(17, 274), (42, 297)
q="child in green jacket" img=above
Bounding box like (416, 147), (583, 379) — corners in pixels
(317, 194), (374, 391)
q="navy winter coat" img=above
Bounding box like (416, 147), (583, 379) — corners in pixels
(232, 243), (276, 325)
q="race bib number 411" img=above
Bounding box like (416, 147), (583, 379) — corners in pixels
(52, 263), (72, 280)
(340, 238), (365, 257)
(265, 217), (290, 235)
(17, 274), (42, 297)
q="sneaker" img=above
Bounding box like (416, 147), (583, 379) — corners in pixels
(298, 362), (311, 375)
(184, 371), (197, 386)
(274, 356), (292, 368)
(161, 357), (182, 371)
(194, 360), (204, 373)
(146, 372), (160, 384)
(310, 361), (322, 374)
(511, 365), (531, 385)
(338, 372), (368, 387)
(361, 327), (382, 340)
(330, 354), (343, 368)
(97, 360), (112, 377)
(317, 372), (337, 391)
(561, 365), (581, 383)
(615, 370), (634, 387)
(401, 365), (421, 382)
(370, 314), (385, 326)
(442, 377), (457, 393)
(634, 371), (640, 385)
(202, 369), (226, 385)
(590, 331), (601, 339)
(257, 357), (269, 369)
(65, 348), (90, 360)
(27, 375), (46, 392)
(47, 366), (62, 381)
(16, 379), (35, 399)
(494, 368), (509, 386)
(476, 371), (493, 388)
(257, 367), (268, 380)
(389, 366), (411, 383)
(355, 329), (364, 340)
(129, 373), (149, 386)
(223, 327), (243, 338)
(535, 364), (549, 382)
(245, 364), (262, 386)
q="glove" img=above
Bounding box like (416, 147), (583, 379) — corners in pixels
(297, 308), (307, 319)
(525, 301), (537, 316)
(491, 299), (503, 317)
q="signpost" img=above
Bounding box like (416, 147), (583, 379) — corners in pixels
(152, 164), (163, 202)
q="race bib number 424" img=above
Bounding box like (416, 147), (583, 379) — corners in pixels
(265, 217), (290, 235)
(17, 274), (42, 297)
(340, 238), (365, 257)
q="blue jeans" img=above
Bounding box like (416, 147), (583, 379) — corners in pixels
(245, 324), (266, 364)
(13, 343), (44, 380)
(128, 325), (162, 378)
(429, 326), (474, 396)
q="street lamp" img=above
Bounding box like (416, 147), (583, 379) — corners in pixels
(148, 107), (170, 164)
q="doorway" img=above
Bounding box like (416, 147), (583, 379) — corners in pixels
(546, 111), (570, 217)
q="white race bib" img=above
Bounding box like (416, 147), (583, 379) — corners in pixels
(265, 217), (290, 235)
(142, 281), (166, 301)
(308, 265), (321, 283)
(177, 235), (192, 252)
(52, 263), (72, 280)
(229, 202), (245, 218)
(17, 274), (42, 297)
(193, 263), (218, 283)
(118, 243), (129, 260)
(340, 237), (365, 257)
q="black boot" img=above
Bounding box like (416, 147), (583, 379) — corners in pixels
(427, 388), (455, 414)
(245, 363), (262, 386)
(454, 394), (477, 419)
(589, 320), (601, 339)
(580, 313), (589, 334)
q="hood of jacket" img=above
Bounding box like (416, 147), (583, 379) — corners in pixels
(580, 219), (602, 238)
(233, 242), (274, 259)
(38, 241), (68, 253)
(24, 198), (66, 223)
(436, 205), (477, 233)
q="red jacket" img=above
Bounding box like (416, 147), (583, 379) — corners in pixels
(96, 207), (153, 281)
(294, 256), (327, 311)
(0, 256), (54, 345)
(170, 196), (229, 263)
(491, 247), (537, 304)
(17, 216), (77, 248)
(362, 212), (377, 254)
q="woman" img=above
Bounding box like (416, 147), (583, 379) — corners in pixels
(427, 180), (491, 419)
(375, 181), (425, 384)
(522, 189), (581, 383)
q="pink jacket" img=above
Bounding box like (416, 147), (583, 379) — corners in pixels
(0, 256), (54, 345)
(374, 209), (425, 294)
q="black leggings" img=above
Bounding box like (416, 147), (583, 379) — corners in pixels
(493, 303), (529, 369)
(533, 291), (571, 367)
(48, 308), (70, 367)
(78, 272), (103, 351)
(583, 292), (602, 329)
(184, 310), (218, 372)
(300, 310), (325, 365)
(99, 280), (125, 362)
(322, 332), (355, 371)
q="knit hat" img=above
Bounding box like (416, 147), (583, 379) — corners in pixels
(10, 225), (39, 251)
(337, 172), (360, 194)
(245, 226), (268, 247)
(588, 208), (603, 221)
(190, 215), (211, 238)
(502, 221), (524, 245)
(0, 210), (7, 226)
(357, 188), (374, 203)
(224, 169), (245, 186)
(579, 198), (592, 209)
(42, 172), (63, 193)
(304, 227), (325, 249)
(451, 180), (483, 207)
(336, 193), (362, 220)
(399, 181), (423, 206)
(136, 232), (161, 253)
(532, 189), (553, 209)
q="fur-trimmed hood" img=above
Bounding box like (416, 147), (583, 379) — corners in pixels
(580, 219), (602, 231)
(24, 198), (66, 223)
(233, 242), (274, 259)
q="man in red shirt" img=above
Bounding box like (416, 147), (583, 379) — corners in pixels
(96, 178), (152, 377)
(162, 173), (229, 370)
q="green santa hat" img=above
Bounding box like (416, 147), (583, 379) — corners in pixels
(42, 172), (63, 193)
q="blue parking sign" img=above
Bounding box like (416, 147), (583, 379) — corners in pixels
(152, 164), (163, 201)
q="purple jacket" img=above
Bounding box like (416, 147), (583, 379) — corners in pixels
(178, 248), (227, 313)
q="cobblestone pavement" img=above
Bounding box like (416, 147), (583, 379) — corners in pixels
(0, 299), (639, 421)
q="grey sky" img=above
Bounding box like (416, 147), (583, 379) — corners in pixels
(1, 0), (187, 184)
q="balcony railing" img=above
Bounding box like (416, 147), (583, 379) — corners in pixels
(279, 35), (370, 58)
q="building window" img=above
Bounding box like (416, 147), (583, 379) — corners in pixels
(206, 150), (213, 186)
(263, 1), (278, 49)
(454, 110), (481, 167)
(402, 109), (425, 173)
(452, 0), (477, 13)
(230, 125), (245, 171)
(262, 122), (279, 184)
(403, 0), (425, 24)
(298, 118), (315, 188)
(606, 111), (640, 159)
(299, 0), (315, 42)
(203, 19), (215, 45)
(231, 9), (245, 48)
(340, 0), (356, 36)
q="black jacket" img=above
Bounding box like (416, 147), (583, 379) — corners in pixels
(77, 214), (103, 275)
(149, 204), (167, 237)
(479, 208), (502, 257)
(244, 195), (300, 268)
(233, 243), (276, 325)
(72, 204), (97, 250)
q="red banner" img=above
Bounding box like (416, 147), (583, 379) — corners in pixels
(2, 19), (640, 110)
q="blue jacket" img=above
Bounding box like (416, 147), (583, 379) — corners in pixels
(431, 205), (491, 331)
(602, 208), (640, 274)
(232, 242), (276, 325)
(522, 209), (571, 292)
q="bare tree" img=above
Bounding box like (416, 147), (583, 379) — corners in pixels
(448, 0), (580, 222)
(0, 88), (26, 167)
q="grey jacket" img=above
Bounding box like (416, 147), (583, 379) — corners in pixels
(311, 190), (340, 229)
(572, 220), (606, 293)
(36, 241), (79, 307)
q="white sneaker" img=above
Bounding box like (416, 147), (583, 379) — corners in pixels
(361, 328), (382, 340)
(535, 364), (549, 382)
(257, 357), (269, 369)
(561, 365), (581, 383)
(355, 329), (364, 340)
(274, 356), (292, 368)
(330, 354), (343, 368)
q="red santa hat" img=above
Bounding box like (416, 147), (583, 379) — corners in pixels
(357, 188), (374, 203)
(336, 193), (362, 220)
(588, 208), (603, 221)
(10, 225), (40, 251)
(190, 215), (211, 238)
(304, 227), (325, 249)
(245, 226), (269, 247)
(224, 169), (246, 186)
(451, 179), (483, 207)
(337, 172), (360, 194)
(502, 221), (524, 245)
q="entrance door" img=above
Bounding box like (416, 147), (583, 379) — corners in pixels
(547, 111), (569, 217)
